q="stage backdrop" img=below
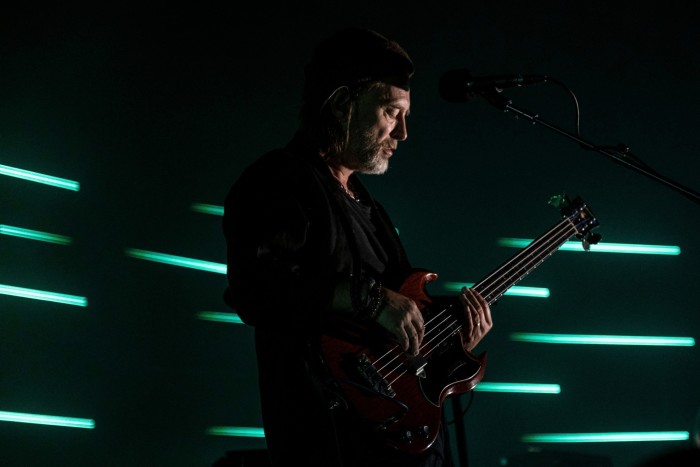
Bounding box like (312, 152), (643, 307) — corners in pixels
(1, 4), (699, 466)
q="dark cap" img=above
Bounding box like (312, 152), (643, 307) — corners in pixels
(302, 27), (414, 110)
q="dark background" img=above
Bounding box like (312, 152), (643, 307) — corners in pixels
(1, 3), (699, 466)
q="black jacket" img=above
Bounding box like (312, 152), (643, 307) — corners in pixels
(222, 131), (448, 467)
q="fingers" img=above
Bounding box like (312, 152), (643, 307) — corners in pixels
(460, 287), (493, 352)
(461, 287), (492, 330)
(391, 316), (421, 355)
(412, 314), (425, 343)
(408, 322), (421, 355)
(376, 289), (424, 355)
(402, 311), (424, 355)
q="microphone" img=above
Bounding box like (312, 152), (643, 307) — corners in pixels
(439, 69), (548, 103)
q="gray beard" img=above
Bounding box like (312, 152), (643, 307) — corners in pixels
(356, 149), (388, 174)
(344, 128), (389, 175)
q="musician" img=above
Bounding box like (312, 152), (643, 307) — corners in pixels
(222, 27), (493, 467)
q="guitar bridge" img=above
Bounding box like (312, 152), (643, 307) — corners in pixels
(355, 354), (396, 398)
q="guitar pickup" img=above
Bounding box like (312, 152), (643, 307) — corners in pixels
(406, 354), (428, 377)
(356, 354), (396, 398)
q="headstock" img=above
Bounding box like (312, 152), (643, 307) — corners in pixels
(549, 193), (601, 251)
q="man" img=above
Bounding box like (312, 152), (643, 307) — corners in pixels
(223, 27), (493, 467)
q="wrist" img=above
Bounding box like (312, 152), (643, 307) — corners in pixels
(351, 274), (386, 320)
(366, 284), (386, 320)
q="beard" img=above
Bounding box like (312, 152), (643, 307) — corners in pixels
(343, 125), (389, 175)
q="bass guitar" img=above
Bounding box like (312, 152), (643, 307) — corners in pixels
(319, 194), (601, 454)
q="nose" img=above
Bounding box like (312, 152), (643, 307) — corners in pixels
(391, 115), (408, 141)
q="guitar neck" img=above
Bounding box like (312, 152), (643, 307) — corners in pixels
(472, 216), (577, 305)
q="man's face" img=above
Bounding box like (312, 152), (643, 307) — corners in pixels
(342, 84), (411, 175)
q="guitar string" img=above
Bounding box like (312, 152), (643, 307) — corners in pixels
(382, 219), (576, 387)
(391, 213), (587, 385)
(374, 208), (591, 387)
(345, 215), (588, 449)
(474, 216), (580, 302)
(373, 311), (456, 375)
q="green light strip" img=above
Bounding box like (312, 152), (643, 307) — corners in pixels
(498, 238), (680, 255)
(522, 431), (689, 443)
(443, 282), (549, 298)
(125, 248), (226, 274)
(0, 284), (87, 307)
(511, 333), (695, 346)
(0, 410), (94, 429)
(190, 203), (224, 216)
(474, 382), (561, 394)
(0, 163), (80, 191)
(0, 224), (72, 245)
(196, 311), (243, 324)
(206, 426), (265, 438)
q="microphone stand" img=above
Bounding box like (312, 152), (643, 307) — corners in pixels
(480, 90), (700, 206)
(445, 86), (699, 467)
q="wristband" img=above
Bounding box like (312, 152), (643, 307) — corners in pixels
(350, 274), (385, 320)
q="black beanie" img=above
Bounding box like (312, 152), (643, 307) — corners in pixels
(302, 27), (414, 111)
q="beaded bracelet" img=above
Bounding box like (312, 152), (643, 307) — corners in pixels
(365, 280), (386, 320)
(350, 274), (386, 320)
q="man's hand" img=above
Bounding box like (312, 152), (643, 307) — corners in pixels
(374, 287), (424, 355)
(459, 287), (492, 351)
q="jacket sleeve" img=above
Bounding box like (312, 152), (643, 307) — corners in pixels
(222, 153), (337, 329)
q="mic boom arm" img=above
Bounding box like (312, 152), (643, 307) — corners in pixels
(481, 89), (700, 206)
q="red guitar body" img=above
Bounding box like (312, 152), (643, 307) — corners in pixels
(319, 269), (486, 454)
(319, 195), (599, 454)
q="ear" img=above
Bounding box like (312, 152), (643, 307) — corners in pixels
(327, 86), (351, 119)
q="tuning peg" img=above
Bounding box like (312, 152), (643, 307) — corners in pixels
(587, 233), (602, 245)
(548, 193), (569, 209)
(581, 232), (602, 251)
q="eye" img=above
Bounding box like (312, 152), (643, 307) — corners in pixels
(385, 106), (401, 119)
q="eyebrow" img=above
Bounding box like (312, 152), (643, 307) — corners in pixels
(387, 100), (410, 116)
(372, 85), (410, 113)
